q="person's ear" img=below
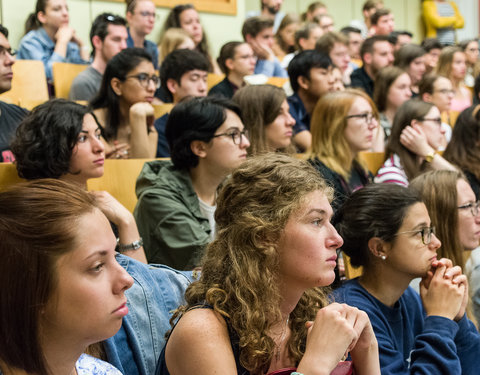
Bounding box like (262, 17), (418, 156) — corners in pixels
(245, 34), (254, 44)
(166, 78), (179, 96)
(225, 58), (235, 72)
(110, 77), (123, 96)
(126, 10), (134, 24)
(363, 52), (373, 66)
(410, 118), (420, 128)
(190, 140), (208, 158)
(298, 75), (310, 91)
(367, 237), (389, 261)
(422, 93), (432, 103)
(37, 11), (47, 25)
(92, 35), (103, 51)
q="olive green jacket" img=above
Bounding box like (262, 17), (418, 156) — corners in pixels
(134, 160), (211, 270)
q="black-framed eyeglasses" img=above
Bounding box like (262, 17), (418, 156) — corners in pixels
(0, 46), (16, 57)
(395, 226), (436, 245)
(345, 112), (376, 125)
(212, 129), (249, 145)
(458, 201), (480, 217)
(125, 73), (160, 89)
(419, 117), (442, 126)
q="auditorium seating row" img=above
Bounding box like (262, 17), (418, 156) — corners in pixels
(0, 61), (289, 110)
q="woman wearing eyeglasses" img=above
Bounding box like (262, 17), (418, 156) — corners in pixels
(134, 96), (250, 269)
(90, 47), (158, 159)
(410, 169), (480, 324)
(375, 99), (456, 187)
(232, 84), (296, 155)
(307, 89), (378, 211)
(334, 183), (480, 374)
(125, 0), (158, 69)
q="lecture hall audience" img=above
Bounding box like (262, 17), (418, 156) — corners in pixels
(2, 1), (480, 373)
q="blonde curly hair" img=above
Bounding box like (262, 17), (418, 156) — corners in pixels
(173, 153), (333, 374)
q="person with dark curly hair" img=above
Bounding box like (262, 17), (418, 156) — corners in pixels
(10, 98), (147, 264)
(134, 96), (250, 269)
(155, 153), (380, 375)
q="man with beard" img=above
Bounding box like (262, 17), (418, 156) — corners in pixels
(350, 35), (394, 97)
(246, 0), (285, 32)
(69, 13), (127, 101)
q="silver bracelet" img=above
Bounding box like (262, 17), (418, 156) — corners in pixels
(117, 237), (143, 252)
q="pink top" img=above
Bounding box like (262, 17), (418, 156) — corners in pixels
(450, 86), (472, 112)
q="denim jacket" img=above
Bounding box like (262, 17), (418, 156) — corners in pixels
(104, 254), (197, 375)
(17, 27), (87, 80)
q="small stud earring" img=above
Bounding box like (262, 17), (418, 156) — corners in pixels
(381, 255), (386, 260)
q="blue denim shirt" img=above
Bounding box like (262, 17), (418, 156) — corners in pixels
(17, 27), (87, 80)
(254, 57), (288, 78)
(104, 254), (197, 375)
(127, 28), (159, 69)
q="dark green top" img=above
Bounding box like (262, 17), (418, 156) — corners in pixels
(134, 160), (211, 270)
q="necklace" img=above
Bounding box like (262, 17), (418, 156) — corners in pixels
(275, 317), (289, 362)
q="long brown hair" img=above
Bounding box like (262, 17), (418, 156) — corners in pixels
(159, 4), (214, 72)
(173, 154), (332, 374)
(410, 170), (466, 268)
(233, 84), (294, 155)
(443, 105), (480, 182)
(385, 99), (434, 180)
(0, 179), (97, 375)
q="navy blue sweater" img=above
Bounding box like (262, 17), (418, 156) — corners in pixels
(334, 278), (480, 374)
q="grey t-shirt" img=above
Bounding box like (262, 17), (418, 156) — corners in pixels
(68, 66), (102, 101)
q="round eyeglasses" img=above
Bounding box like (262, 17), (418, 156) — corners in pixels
(395, 226), (436, 245)
(125, 73), (160, 89)
(212, 129), (249, 145)
(345, 112), (376, 125)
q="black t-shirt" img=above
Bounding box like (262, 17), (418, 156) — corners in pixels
(0, 101), (28, 162)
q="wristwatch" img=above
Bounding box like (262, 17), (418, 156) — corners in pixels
(117, 237), (143, 252)
(425, 150), (436, 163)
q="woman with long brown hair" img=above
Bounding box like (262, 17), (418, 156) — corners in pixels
(233, 84), (296, 155)
(375, 99), (456, 186)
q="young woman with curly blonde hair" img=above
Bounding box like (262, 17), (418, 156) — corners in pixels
(156, 153), (380, 375)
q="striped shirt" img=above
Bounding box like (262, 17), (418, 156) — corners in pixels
(374, 154), (409, 186)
